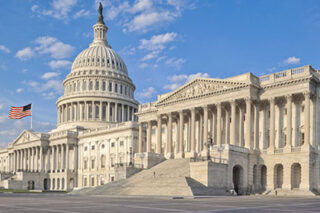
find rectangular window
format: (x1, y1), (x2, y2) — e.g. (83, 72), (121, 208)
(91, 159), (95, 169)
(120, 141), (124, 146)
(115, 83), (118, 93)
(120, 85), (123, 94)
(95, 105), (99, 118)
(109, 82), (112, 92)
(91, 177), (95, 186)
(102, 105), (106, 120)
(111, 142), (115, 147)
(91, 145), (95, 150)
(88, 105), (92, 119)
(84, 160), (87, 169)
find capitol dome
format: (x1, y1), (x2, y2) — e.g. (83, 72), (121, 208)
(56, 8), (138, 129)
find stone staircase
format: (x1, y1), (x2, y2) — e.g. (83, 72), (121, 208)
(72, 159), (230, 196)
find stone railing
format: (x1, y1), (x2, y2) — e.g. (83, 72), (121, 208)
(78, 121), (135, 136)
(138, 102), (157, 112)
(50, 131), (78, 139)
(259, 65), (315, 85)
(274, 148), (283, 153)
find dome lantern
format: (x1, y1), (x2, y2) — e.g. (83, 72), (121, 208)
(90, 2), (110, 48)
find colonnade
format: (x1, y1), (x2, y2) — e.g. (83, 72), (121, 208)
(57, 101), (137, 124)
(138, 92), (315, 158)
(8, 146), (43, 172)
(7, 144), (79, 173)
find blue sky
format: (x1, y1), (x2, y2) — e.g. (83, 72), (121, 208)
(0, 0), (320, 146)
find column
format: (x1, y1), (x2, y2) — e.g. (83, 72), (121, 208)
(147, 121), (152, 152)
(131, 107), (135, 121)
(230, 100), (236, 145)
(66, 144), (69, 170)
(47, 147), (51, 172)
(35, 147), (39, 171)
(304, 92), (310, 147)
(92, 101), (96, 120)
(254, 102), (259, 150)
(62, 144), (65, 171)
(225, 107), (230, 144)
(99, 101), (103, 121)
(167, 113), (173, 157)
(52, 146), (56, 172)
(39, 147), (43, 172)
(217, 103), (222, 146)
(74, 145), (78, 172)
(106, 102), (110, 122)
(285, 95), (292, 149)
(122, 104), (125, 122)
(239, 106), (244, 146)
(86, 102), (89, 121)
(179, 111), (184, 157)
(203, 106), (208, 155)
(138, 122), (143, 153)
(269, 97), (275, 151)
(115, 103), (118, 122)
(245, 98), (252, 149)
(156, 115), (162, 154)
(190, 108), (196, 155)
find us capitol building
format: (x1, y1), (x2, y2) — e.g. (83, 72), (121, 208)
(1, 7), (320, 196)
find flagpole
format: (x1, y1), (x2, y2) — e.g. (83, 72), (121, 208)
(30, 103), (33, 130)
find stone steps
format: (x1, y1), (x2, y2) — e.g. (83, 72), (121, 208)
(72, 159), (230, 196)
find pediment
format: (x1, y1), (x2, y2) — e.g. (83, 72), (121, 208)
(12, 130), (41, 146)
(157, 78), (247, 105)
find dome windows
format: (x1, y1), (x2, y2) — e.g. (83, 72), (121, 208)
(89, 81), (93, 90)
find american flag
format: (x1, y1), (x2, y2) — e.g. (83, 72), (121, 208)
(9, 104), (32, 119)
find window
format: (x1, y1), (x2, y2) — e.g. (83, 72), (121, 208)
(91, 145), (95, 150)
(111, 142), (115, 147)
(84, 146), (88, 151)
(102, 81), (106, 91)
(95, 81), (99, 90)
(101, 155), (106, 168)
(102, 105), (106, 120)
(82, 81), (86, 91)
(115, 83), (118, 93)
(91, 177), (95, 186)
(89, 105), (92, 119)
(120, 141), (124, 146)
(96, 105), (99, 118)
(110, 158), (114, 167)
(84, 160), (88, 169)
(101, 144), (105, 149)
(109, 82), (112, 92)
(84, 178), (87, 187)
(125, 86), (127, 95)
(91, 159), (95, 169)
(120, 85), (123, 94)
(89, 81), (93, 90)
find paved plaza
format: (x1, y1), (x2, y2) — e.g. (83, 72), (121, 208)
(0, 193), (319, 212)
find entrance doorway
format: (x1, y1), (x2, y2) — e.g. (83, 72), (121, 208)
(233, 165), (243, 195)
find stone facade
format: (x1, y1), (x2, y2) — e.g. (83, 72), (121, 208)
(0, 11), (139, 191)
(136, 65), (320, 195)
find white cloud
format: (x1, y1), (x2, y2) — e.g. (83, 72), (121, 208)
(32, 0), (78, 21)
(141, 51), (159, 61)
(163, 72), (209, 90)
(165, 57), (186, 69)
(16, 36), (74, 61)
(16, 88), (23, 93)
(0, 45), (10, 53)
(0, 114), (7, 123)
(125, 11), (176, 33)
(139, 32), (177, 51)
(139, 63), (148, 68)
(15, 47), (34, 61)
(34, 36), (74, 59)
(105, 1), (194, 33)
(0, 103), (4, 110)
(282, 56), (301, 65)
(73, 9), (90, 19)
(0, 129), (18, 136)
(138, 87), (157, 99)
(26, 79), (63, 99)
(41, 72), (60, 79)
(49, 60), (72, 69)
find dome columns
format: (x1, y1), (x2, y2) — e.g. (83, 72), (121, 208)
(57, 101), (137, 126)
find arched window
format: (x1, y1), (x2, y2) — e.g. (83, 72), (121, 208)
(101, 155), (106, 168)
